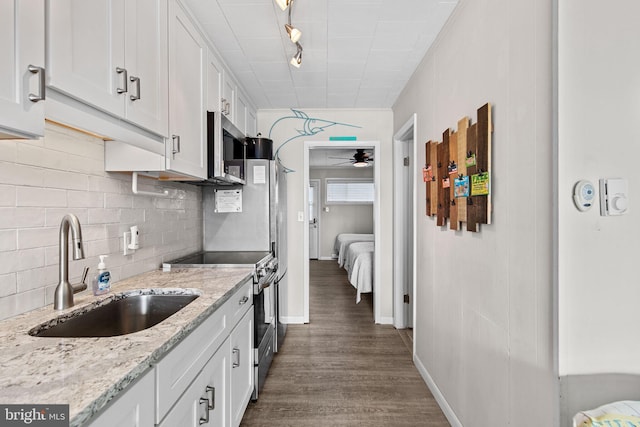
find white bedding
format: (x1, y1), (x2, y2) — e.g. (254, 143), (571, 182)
(334, 233), (374, 267)
(343, 241), (374, 303)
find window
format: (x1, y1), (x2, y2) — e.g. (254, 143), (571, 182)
(325, 178), (374, 204)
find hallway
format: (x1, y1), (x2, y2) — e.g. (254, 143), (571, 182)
(240, 260), (450, 426)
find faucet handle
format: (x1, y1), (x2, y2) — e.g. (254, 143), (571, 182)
(81, 266), (89, 285)
(73, 266), (89, 293)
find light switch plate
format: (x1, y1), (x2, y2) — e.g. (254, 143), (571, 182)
(599, 178), (629, 216)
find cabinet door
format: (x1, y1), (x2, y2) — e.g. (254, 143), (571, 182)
(235, 92), (248, 136)
(124, 0), (168, 137)
(221, 74), (235, 123)
(230, 307), (254, 427)
(0, 0), (45, 139)
(167, 0), (207, 179)
(87, 369), (155, 427)
(246, 108), (257, 138)
(47, 0), (126, 117)
(207, 50), (222, 113)
(160, 340), (230, 427)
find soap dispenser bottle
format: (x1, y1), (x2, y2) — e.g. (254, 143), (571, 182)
(92, 255), (111, 296)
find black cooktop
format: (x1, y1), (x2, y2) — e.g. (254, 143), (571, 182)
(164, 251), (272, 268)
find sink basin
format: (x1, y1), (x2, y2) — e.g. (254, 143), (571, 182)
(30, 293), (199, 338)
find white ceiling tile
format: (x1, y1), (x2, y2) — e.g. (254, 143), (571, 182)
(182, 0), (458, 109)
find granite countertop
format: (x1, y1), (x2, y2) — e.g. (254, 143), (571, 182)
(0, 267), (253, 426)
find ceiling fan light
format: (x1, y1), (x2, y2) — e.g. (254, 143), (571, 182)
(275, 0), (289, 11)
(353, 161), (369, 167)
(285, 24), (302, 43)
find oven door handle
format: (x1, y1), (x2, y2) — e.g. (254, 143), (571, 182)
(256, 271), (278, 293)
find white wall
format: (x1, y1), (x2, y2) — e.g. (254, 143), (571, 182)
(257, 109), (393, 323)
(558, 0), (640, 375)
(0, 123), (202, 320)
(310, 167), (374, 259)
(393, 0), (556, 425)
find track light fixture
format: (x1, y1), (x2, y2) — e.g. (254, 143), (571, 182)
(275, 0), (290, 11)
(277, 0), (304, 68)
(285, 24), (302, 43)
(290, 43), (303, 68)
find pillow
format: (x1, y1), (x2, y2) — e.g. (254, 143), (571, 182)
(574, 401), (640, 427)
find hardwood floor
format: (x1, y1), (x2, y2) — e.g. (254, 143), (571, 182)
(240, 260), (450, 427)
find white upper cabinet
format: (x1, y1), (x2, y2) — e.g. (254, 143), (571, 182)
(47, 0), (168, 137)
(166, 0), (206, 179)
(236, 92), (248, 136)
(206, 49), (222, 113)
(0, 0), (45, 139)
(246, 108), (257, 138)
(222, 74), (236, 123)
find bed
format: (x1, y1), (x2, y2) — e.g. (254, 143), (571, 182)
(574, 401), (640, 426)
(334, 233), (374, 267)
(336, 237), (374, 304)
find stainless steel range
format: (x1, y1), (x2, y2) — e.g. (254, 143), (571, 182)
(163, 250), (278, 400)
(163, 156), (288, 401)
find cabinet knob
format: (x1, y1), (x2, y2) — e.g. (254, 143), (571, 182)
(239, 295), (249, 305)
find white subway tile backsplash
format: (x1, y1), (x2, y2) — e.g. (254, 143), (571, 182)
(17, 227), (58, 250)
(0, 251), (19, 275)
(0, 273), (17, 298)
(16, 265), (57, 293)
(0, 185), (16, 207)
(0, 230), (17, 252)
(0, 141), (17, 162)
(42, 169), (90, 191)
(0, 162), (45, 187)
(0, 207), (46, 229)
(17, 187), (67, 207)
(17, 247), (46, 272)
(0, 288), (45, 321)
(67, 190), (104, 208)
(0, 122), (202, 318)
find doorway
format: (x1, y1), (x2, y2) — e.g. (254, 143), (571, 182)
(308, 179), (320, 260)
(393, 114), (417, 331)
(303, 140), (382, 324)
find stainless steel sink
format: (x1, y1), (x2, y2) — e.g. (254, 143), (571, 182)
(30, 293), (199, 338)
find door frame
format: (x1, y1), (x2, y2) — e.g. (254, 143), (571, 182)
(393, 114), (417, 331)
(303, 140), (381, 324)
(308, 179), (321, 259)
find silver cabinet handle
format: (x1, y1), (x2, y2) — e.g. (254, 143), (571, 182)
(129, 76), (140, 101)
(199, 397), (210, 424)
(27, 65), (45, 102)
(225, 101), (231, 115)
(171, 135), (181, 158)
(116, 67), (128, 94)
(239, 295), (249, 305)
(232, 348), (240, 368)
(220, 98), (227, 115)
(205, 385), (215, 410)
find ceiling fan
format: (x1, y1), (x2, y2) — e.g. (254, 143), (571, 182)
(329, 149), (374, 167)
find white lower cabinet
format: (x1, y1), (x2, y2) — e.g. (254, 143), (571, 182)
(159, 339), (230, 427)
(230, 308), (254, 427)
(86, 368), (155, 427)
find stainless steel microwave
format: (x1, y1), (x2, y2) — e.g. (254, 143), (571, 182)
(207, 111), (246, 185)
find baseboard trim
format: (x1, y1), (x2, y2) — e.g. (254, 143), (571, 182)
(280, 316), (306, 324)
(414, 355), (463, 427)
(377, 316), (394, 325)
(318, 256), (334, 261)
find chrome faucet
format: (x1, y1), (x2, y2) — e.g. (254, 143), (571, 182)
(54, 214), (86, 310)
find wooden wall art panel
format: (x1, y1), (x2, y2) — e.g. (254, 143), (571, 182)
(423, 103), (492, 233)
(449, 130), (459, 230)
(437, 130), (450, 226)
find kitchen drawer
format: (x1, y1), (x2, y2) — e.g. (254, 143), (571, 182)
(155, 300), (228, 423)
(229, 279), (253, 328)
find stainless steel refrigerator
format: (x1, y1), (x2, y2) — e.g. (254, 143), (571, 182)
(202, 159), (287, 350)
